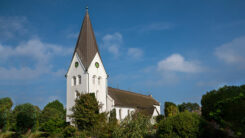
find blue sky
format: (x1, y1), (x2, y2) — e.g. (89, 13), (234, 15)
(1, 0), (245, 110)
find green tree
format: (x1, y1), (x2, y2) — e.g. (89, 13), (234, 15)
(40, 100), (66, 135)
(164, 102), (178, 117)
(201, 85), (245, 137)
(13, 103), (39, 134)
(157, 111), (202, 138)
(69, 92), (107, 137)
(0, 97), (13, 131)
(178, 102), (200, 112)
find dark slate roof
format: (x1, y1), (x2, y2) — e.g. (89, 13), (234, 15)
(74, 10), (100, 70)
(108, 87), (160, 115)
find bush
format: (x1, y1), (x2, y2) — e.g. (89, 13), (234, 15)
(112, 112), (153, 138)
(13, 103), (39, 134)
(62, 125), (77, 137)
(157, 111), (202, 138)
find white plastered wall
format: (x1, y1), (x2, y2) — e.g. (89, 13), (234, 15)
(114, 106), (135, 121)
(66, 52), (88, 122)
(87, 52), (108, 112)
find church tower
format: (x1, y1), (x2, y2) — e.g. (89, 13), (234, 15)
(66, 8), (108, 122)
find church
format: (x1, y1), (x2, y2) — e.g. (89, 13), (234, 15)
(66, 9), (161, 123)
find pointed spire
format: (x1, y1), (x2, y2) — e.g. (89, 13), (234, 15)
(74, 7), (100, 70)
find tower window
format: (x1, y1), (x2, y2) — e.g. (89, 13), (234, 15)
(78, 75), (81, 84)
(93, 75), (96, 84)
(72, 76), (76, 86)
(98, 77), (101, 85)
(96, 90), (99, 99)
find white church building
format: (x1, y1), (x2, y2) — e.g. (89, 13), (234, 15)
(66, 9), (160, 123)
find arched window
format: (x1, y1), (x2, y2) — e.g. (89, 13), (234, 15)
(72, 76), (76, 86)
(93, 75), (96, 84)
(78, 75), (81, 84)
(119, 109), (122, 120)
(96, 90), (99, 99)
(98, 76), (101, 85)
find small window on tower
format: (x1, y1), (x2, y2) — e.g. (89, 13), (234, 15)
(98, 77), (101, 85)
(78, 75), (81, 84)
(96, 90), (99, 99)
(93, 75), (96, 84)
(73, 76), (76, 86)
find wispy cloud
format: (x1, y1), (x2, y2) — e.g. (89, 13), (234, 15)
(102, 32), (122, 57)
(0, 16), (29, 41)
(157, 54), (203, 73)
(67, 32), (78, 39)
(127, 22), (173, 33)
(0, 39), (72, 80)
(127, 48), (143, 59)
(215, 36), (245, 64)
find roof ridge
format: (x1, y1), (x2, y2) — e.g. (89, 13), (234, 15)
(108, 86), (158, 101)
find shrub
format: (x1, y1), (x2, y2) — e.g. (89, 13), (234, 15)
(112, 112), (153, 138)
(62, 125), (77, 137)
(157, 111), (202, 138)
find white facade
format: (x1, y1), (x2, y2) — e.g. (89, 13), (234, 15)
(66, 52), (108, 122)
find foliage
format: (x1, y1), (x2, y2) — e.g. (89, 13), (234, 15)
(13, 103), (39, 134)
(164, 102), (178, 117)
(40, 100), (66, 135)
(0, 97), (13, 110)
(62, 125), (77, 137)
(0, 97), (13, 131)
(70, 92), (100, 131)
(112, 112), (153, 138)
(43, 100), (65, 114)
(156, 115), (165, 124)
(201, 85), (245, 137)
(157, 111), (202, 138)
(178, 102), (200, 112)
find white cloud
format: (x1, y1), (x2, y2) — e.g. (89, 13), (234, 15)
(215, 36), (245, 64)
(157, 54), (202, 73)
(0, 39), (72, 80)
(127, 48), (143, 59)
(102, 32), (122, 57)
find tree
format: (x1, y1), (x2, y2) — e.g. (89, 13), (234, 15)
(178, 102), (200, 112)
(157, 111), (202, 138)
(0, 97), (13, 131)
(40, 100), (66, 135)
(201, 85), (245, 137)
(69, 92), (106, 134)
(13, 103), (39, 134)
(164, 102), (178, 117)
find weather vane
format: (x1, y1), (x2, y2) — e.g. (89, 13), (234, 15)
(86, 6), (88, 12)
